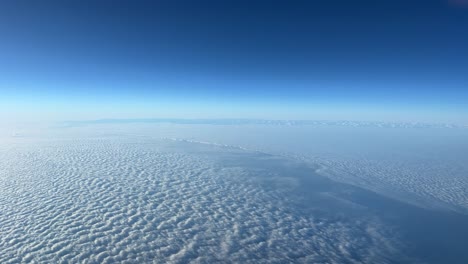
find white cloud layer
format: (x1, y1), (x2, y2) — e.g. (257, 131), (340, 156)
(0, 137), (407, 263)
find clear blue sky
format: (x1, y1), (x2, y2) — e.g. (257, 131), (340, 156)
(1, 0), (467, 123)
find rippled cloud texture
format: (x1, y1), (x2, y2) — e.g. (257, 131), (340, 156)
(1, 123), (467, 263)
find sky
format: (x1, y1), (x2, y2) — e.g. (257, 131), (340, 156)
(0, 0), (467, 124)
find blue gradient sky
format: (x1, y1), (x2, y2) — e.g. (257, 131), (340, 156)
(1, 0), (467, 124)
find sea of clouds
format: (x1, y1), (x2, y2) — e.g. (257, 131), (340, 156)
(1, 122), (467, 263)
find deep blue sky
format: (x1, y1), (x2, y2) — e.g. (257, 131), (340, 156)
(1, 0), (467, 123)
